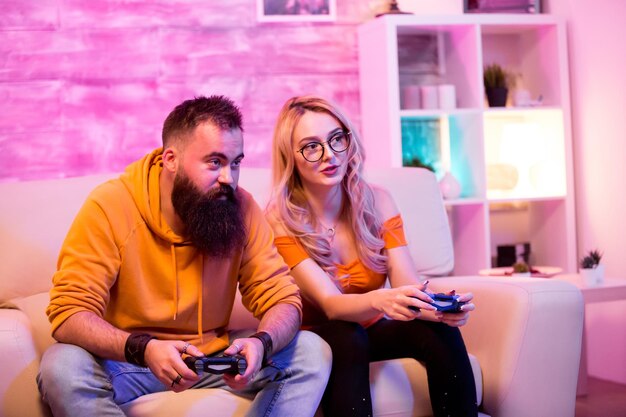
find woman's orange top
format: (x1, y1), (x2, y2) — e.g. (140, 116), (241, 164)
(274, 215), (407, 327)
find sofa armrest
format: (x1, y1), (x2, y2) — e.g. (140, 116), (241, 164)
(0, 308), (50, 417)
(430, 276), (583, 417)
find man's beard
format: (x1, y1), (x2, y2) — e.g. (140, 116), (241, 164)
(171, 171), (246, 258)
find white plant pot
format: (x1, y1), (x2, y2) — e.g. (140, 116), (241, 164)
(579, 264), (605, 286)
(512, 272), (531, 277)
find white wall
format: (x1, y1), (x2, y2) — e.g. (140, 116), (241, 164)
(545, 0), (626, 384)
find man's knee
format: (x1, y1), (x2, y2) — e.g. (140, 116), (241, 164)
(39, 343), (97, 384)
(38, 342), (105, 408)
(288, 330), (332, 376)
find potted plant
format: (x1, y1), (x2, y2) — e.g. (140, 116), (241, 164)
(579, 249), (605, 285)
(483, 63), (509, 107)
(511, 261), (531, 277)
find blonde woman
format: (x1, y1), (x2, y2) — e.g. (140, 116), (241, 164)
(266, 96), (478, 417)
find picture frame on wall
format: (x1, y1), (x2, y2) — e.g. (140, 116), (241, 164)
(257, 0), (336, 22)
(464, 0), (540, 13)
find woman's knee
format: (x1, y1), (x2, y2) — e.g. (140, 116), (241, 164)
(316, 320), (369, 350)
(315, 321), (370, 367)
(434, 324), (469, 354)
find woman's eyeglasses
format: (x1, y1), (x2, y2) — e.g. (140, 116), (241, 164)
(297, 131), (351, 163)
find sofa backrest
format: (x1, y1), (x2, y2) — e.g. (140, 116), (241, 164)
(364, 168), (454, 277)
(228, 167), (454, 277)
(0, 173), (118, 301)
(0, 167), (453, 304)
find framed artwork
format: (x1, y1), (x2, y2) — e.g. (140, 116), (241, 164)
(464, 0), (540, 13)
(257, 0), (336, 22)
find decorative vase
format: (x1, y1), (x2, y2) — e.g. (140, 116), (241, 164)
(439, 171), (461, 200)
(486, 87), (508, 107)
(579, 264), (605, 286)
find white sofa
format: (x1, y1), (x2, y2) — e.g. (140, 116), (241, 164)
(0, 167), (584, 417)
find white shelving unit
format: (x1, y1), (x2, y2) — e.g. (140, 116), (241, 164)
(358, 14), (577, 275)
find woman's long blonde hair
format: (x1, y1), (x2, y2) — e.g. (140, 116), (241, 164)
(269, 96), (387, 277)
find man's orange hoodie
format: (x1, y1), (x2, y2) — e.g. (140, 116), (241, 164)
(47, 149), (302, 354)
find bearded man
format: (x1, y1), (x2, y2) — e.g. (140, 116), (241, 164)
(37, 96), (331, 417)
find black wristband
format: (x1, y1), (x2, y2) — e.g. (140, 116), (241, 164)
(250, 331), (273, 365)
(124, 333), (156, 367)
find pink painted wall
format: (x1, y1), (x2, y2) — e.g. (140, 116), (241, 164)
(0, 0), (372, 181)
(545, 0), (626, 384)
(4, 0), (626, 384)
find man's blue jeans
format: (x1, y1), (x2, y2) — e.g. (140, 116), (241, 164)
(37, 330), (331, 417)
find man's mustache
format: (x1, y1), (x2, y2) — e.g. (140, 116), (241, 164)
(206, 184), (236, 200)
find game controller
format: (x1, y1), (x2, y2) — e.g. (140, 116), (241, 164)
(184, 354), (247, 375)
(409, 292), (466, 313)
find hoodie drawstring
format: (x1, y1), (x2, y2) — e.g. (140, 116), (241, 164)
(171, 244), (204, 343)
(171, 245), (179, 320)
(198, 256), (204, 344)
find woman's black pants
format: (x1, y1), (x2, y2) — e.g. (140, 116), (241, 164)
(310, 319), (478, 417)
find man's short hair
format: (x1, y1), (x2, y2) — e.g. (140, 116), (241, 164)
(162, 95), (243, 147)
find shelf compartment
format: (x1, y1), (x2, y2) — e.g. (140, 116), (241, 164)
(358, 14), (576, 273)
(401, 113), (485, 199)
(481, 22), (563, 107)
(397, 24), (482, 110)
(489, 198), (572, 270)
(484, 108), (566, 200)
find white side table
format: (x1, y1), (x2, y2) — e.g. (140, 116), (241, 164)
(554, 274), (626, 396)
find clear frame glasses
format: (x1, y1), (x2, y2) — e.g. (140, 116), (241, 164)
(297, 131), (351, 163)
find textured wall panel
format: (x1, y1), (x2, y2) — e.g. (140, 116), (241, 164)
(159, 25), (357, 79)
(0, 0), (59, 30)
(0, 130), (100, 181)
(0, 28), (160, 81)
(0, 81), (62, 133)
(58, 0), (255, 29)
(0, 0), (366, 181)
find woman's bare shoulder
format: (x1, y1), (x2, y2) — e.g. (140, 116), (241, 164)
(369, 184), (400, 220)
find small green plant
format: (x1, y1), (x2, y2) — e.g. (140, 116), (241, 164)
(483, 63), (508, 89)
(404, 157), (435, 172)
(512, 261), (530, 273)
(579, 249), (603, 269)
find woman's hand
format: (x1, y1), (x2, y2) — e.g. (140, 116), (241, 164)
(371, 284), (437, 321)
(435, 292), (475, 327)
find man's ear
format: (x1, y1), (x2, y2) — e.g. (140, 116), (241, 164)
(162, 147), (178, 173)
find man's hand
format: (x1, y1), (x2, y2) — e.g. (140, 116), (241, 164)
(144, 339), (203, 392)
(222, 338), (264, 390)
